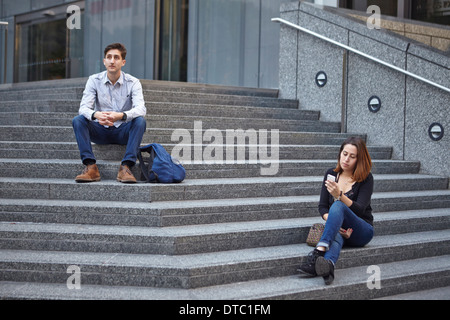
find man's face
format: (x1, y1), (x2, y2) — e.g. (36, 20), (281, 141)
(103, 49), (126, 73)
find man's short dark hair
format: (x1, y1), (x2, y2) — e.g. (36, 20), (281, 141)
(104, 43), (127, 60)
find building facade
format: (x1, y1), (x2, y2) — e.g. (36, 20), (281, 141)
(0, 0), (449, 87)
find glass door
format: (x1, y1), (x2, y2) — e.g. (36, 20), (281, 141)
(154, 0), (189, 82)
(14, 2), (84, 83)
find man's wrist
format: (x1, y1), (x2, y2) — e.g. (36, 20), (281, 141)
(121, 112), (127, 121)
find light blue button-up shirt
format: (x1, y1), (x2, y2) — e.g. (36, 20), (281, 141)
(79, 71), (147, 128)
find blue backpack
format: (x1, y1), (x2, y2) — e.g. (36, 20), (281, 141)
(137, 143), (186, 183)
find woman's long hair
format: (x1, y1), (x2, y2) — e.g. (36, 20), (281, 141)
(334, 137), (372, 183)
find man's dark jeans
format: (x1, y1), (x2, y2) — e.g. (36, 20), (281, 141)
(72, 115), (147, 165)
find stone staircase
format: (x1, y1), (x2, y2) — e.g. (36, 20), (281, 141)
(0, 79), (449, 300)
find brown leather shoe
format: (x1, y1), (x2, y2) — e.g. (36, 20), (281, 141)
(117, 165), (137, 183)
(75, 164), (101, 183)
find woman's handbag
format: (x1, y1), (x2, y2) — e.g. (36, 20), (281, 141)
(306, 223), (325, 247)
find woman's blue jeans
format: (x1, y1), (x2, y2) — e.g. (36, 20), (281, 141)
(317, 201), (374, 265)
(72, 115), (147, 165)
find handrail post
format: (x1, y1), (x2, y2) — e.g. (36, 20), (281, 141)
(0, 21), (8, 84)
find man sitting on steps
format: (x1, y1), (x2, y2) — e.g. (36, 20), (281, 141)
(72, 43), (147, 183)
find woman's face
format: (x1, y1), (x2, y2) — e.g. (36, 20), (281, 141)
(340, 144), (358, 173)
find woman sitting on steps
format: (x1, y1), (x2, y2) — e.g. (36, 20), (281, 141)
(298, 136), (374, 285)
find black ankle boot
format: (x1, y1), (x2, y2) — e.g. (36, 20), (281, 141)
(297, 249), (325, 276)
(315, 256), (335, 285)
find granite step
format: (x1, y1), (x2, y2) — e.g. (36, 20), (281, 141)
(1, 190), (449, 228)
(0, 113), (340, 132)
(0, 88), (296, 105)
(376, 285), (450, 300)
(0, 108), (314, 121)
(0, 78), (280, 98)
(1, 255), (448, 300)
(0, 230), (448, 289)
(0, 126), (350, 143)
(145, 102), (306, 118)
(0, 158), (419, 180)
(0, 97), (302, 119)
(148, 115), (340, 132)
(143, 92), (297, 108)
(0, 91), (296, 112)
(140, 79), (281, 98)
(0, 78), (88, 92)
(0, 126), (363, 144)
(0, 142), (393, 161)
(0, 208), (448, 256)
(1, 79), (448, 300)
(0, 174), (447, 202)
(0, 88), (83, 102)
(0, 255), (448, 300)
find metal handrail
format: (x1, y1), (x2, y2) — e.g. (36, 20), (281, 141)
(1, 21), (8, 84)
(272, 17), (450, 94)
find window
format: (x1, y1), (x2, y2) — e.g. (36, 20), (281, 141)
(154, 0), (189, 81)
(14, 2), (84, 83)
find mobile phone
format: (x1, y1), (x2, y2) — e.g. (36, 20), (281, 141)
(327, 174), (336, 182)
